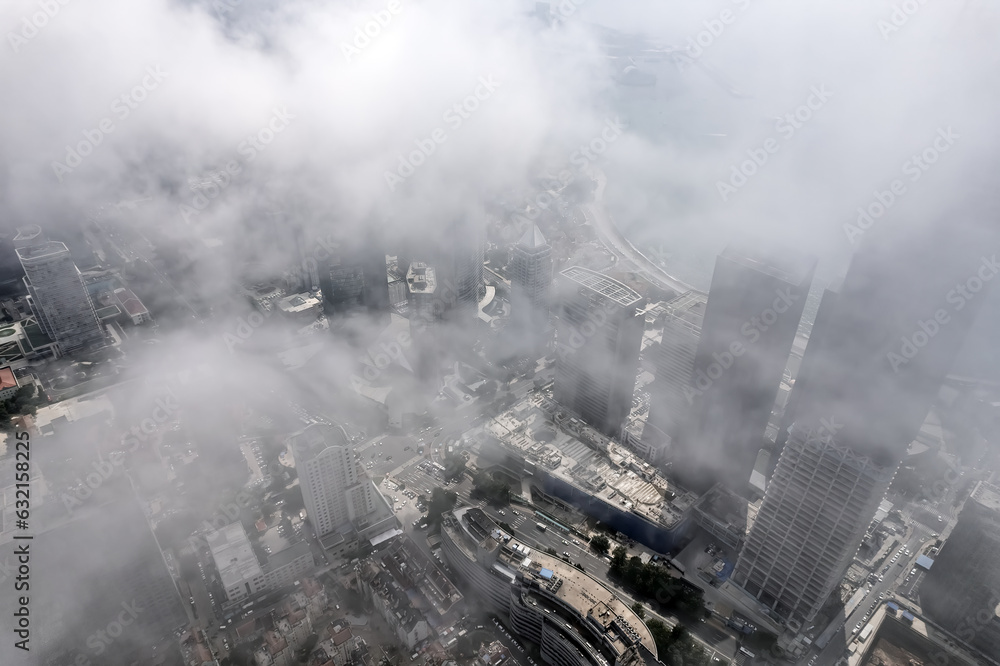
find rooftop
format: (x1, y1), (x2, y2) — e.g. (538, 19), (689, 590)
(207, 522), (263, 590)
(560, 266), (643, 307)
(407, 262), (437, 294)
(486, 394), (686, 529)
(970, 480), (1000, 512)
(113, 287), (149, 317)
(15, 241), (70, 262)
(720, 245), (816, 286)
(517, 224), (548, 250)
(0, 366), (17, 392)
(288, 423), (349, 463)
(448, 507), (656, 658)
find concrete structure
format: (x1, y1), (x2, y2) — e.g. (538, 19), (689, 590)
(13, 225), (45, 249)
(289, 424), (397, 556)
(483, 393), (692, 553)
(554, 267), (645, 438)
(407, 262), (439, 326)
(207, 522), (314, 605)
(733, 423), (897, 628)
(440, 507), (659, 666)
(276, 292), (322, 323)
(918, 481), (1000, 658)
(0, 366), (18, 401)
(677, 248), (815, 494)
(113, 287), (152, 325)
(17, 241), (105, 356)
(641, 291), (707, 462)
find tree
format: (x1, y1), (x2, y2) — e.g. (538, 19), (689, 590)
(631, 602), (646, 620)
(590, 534), (611, 556)
(610, 545), (628, 573)
(426, 487), (458, 526)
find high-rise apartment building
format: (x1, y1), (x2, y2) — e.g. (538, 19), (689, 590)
(16, 241), (105, 356)
(677, 248), (815, 493)
(554, 266), (645, 438)
(317, 240), (390, 325)
(290, 424), (395, 555)
(733, 422), (897, 626)
(919, 481), (1000, 657)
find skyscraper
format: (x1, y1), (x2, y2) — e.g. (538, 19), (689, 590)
(317, 239), (390, 325)
(918, 481), (1000, 657)
(554, 266), (645, 437)
(735, 218), (995, 629)
(677, 248), (815, 493)
(509, 224), (553, 310)
(643, 290), (707, 460)
(16, 241), (105, 356)
(508, 223), (553, 356)
(733, 422), (897, 626)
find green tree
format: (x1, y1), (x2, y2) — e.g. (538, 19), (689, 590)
(426, 487), (458, 526)
(631, 602), (646, 620)
(590, 534), (611, 556)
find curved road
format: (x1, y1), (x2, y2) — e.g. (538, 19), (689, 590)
(581, 167), (695, 296)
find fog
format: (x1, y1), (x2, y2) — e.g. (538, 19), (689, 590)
(1, 0), (999, 663)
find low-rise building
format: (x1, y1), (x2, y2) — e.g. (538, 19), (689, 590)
(208, 522), (314, 605)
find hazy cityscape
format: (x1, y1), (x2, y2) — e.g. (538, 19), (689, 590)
(2, 1), (1000, 666)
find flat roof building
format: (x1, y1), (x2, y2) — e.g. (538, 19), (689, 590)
(554, 267), (645, 438)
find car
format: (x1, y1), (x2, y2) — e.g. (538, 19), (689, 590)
(911, 568), (917, 575)
(879, 593), (885, 599)
(562, 540), (568, 545)
(498, 510), (505, 516)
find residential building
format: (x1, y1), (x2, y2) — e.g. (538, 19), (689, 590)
(0, 366), (18, 401)
(554, 266), (645, 438)
(289, 424), (397, 556)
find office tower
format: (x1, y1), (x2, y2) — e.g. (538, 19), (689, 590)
(554, 266), (645, 438)
(509, 224), (553, 310)
(643, 290), (707, 459)
(317, 240), (390, 325)
(16, 241), (105, 356)
(508, 223), (553, 355)
(918, 481), (1000, 657)
(290, 424), (393, 553)
(735, 217), (995, 629)
(677, 248), (815, 494)
(435, 217), (486, 317)
(733, 422), (897, 626)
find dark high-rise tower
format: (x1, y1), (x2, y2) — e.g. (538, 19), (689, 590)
(554, 266), (645, 437)
(676, 248), (815, 493)
(317, 239), (389, 326)
(735, 216), (996, 629)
